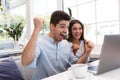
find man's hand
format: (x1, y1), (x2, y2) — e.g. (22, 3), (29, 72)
(33, 17), (45, 32)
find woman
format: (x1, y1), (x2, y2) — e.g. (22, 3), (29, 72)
(67, 19), (94, 63)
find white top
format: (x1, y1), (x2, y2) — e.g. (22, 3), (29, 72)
(69, 40), (89, 62)
(75, 40), (85, 58)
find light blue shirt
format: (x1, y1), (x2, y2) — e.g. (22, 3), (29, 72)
(29, 34), (78, 80)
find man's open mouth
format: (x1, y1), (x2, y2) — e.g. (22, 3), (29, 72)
(60, 33), (66, 38)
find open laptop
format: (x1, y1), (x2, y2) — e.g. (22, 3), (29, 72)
(88, 35), (120, 75)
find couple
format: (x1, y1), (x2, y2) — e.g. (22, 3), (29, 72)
(22, 10), (94, 80)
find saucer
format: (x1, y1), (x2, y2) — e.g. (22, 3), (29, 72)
(69, 73), (94, 80)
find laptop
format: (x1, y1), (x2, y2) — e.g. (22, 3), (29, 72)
(88, 35), (120, 75)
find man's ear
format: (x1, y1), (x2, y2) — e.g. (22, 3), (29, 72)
(50, 23), (55, 31)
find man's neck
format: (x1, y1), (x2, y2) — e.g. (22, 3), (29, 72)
(48, 32), (58, 44)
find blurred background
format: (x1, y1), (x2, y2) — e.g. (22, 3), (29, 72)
(0, 0), (120, 49)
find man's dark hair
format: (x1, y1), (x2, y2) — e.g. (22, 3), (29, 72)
(50, 10), (71, 26)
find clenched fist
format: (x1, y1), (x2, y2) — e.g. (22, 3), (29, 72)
(33, 17), (45, 32)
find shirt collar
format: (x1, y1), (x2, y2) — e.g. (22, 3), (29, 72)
(46, 34), (63, 45)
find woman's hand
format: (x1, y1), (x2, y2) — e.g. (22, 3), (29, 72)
(85, 40), (94, 54)
(72, 44), (80, 55)
(72, 44), (80, 50)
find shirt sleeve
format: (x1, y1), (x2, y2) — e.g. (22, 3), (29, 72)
(69, 51), (78, 64)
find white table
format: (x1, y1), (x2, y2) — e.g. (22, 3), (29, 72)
(0, 48), (23, 55)
(42, 60), (120, 80)
(42, 68), (120, 80)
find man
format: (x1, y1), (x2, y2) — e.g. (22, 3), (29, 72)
(22, 10), (85, 80)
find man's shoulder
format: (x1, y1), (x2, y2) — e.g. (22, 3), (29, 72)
(62, 39), (69, 43)
(36, 35), (48, 45)
(37, 34), (48, 40)
(61, 40), (72, 46)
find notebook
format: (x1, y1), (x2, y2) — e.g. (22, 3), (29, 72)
(88, 35), (120, 75)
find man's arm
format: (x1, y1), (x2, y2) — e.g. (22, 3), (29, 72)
(22, 17), (44, 66)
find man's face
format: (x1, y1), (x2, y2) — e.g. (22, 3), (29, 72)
(51, 20), (69, 43)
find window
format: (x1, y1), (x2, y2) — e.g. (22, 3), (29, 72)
(32, 0), (57, 35)
(63, 0), (120, 45)
(0, 0), (26, 49)
(0, 0), (26, 41)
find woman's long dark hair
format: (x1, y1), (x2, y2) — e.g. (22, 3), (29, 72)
(67, 19), (85, 42)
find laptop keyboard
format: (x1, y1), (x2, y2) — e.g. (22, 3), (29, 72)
(88, 65), (98, 71)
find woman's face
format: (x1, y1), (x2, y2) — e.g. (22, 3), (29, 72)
(71, 23), (83, 40)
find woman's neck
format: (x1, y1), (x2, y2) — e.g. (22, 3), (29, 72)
(72, 39), (80, 44)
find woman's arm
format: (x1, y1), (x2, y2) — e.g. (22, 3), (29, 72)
(76, 40), (94, 63)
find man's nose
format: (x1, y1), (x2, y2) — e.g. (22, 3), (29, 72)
(63, 27), (68, 33)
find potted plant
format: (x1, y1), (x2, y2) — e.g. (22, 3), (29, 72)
(3, 15), (25, 41)
(4, 22), (24, 41)
(68, 8), (74, 20)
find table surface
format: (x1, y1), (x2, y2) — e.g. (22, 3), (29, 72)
(42, 68), (120, 80)
(0, 48), (23, 54)
(42, 60), (120, 80)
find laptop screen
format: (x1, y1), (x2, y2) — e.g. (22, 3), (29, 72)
(88, 35), (120, 75)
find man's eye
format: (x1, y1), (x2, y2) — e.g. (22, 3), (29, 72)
(61, 26), (65, 28)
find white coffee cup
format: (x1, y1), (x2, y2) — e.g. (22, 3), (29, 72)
(71, 64), (88, 79)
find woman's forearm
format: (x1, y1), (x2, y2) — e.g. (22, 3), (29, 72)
(76, 51), (90, 63)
